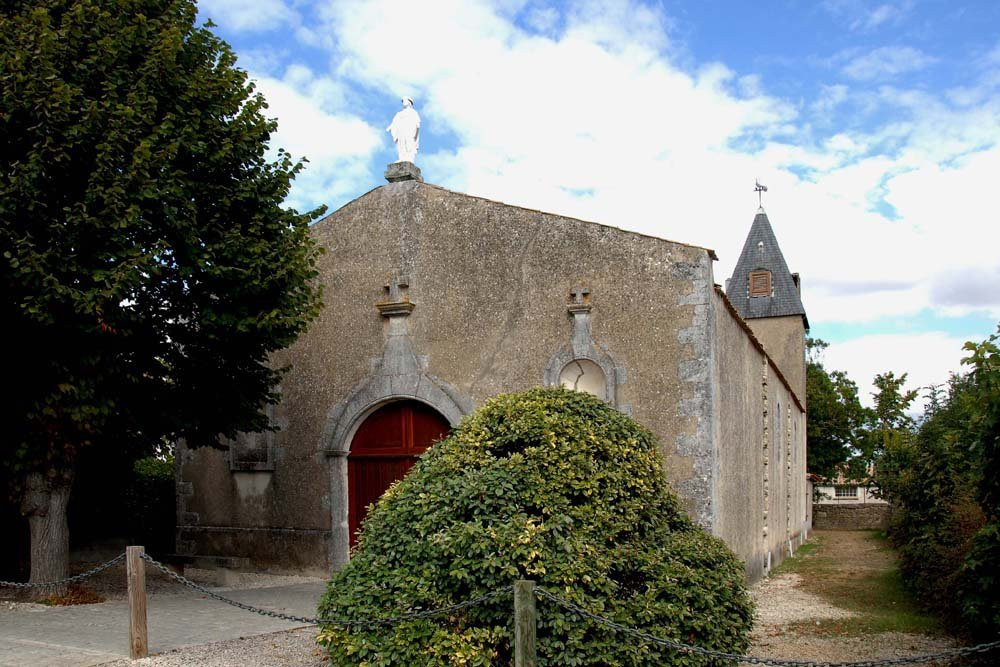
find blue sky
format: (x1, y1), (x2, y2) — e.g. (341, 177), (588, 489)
(199, 0), (1000, 408)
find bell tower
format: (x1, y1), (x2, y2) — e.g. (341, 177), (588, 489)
(725, 200), (808, 404)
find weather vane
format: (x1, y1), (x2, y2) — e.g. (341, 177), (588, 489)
(754, 179), (768, 208)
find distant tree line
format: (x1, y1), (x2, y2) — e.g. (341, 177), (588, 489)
(806, 329), (1000, 638)
(806, 337), (916, 481)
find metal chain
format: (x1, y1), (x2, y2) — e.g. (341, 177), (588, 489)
(140, 553), (512, 628)
(537, 587), (1000, 667)
(0, 553), (126, 590)
(8, 550), (997, 667)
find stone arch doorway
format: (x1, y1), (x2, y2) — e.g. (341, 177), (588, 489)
(347, 400), (450, 546)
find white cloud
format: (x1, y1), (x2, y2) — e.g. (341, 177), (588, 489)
(282, 0), (1000, 328)
(863, 4), (902, 29)
(822, 1), (914, 32)
(988, 41), (1000, 65)
(163, 0), (1000, 418)
(811, 84), (850, 119)
(235, 47), (289, 77)
(314, 0), (794, 229)
(521, 5), (560, 35)
(215, 0), (1000, 362)
(931, 267), (1000, 311)
(841, 46), (936, 81)
(199, 0), (297, 32)
(822, 333), (971, 408)
(252, 67), (381, 212)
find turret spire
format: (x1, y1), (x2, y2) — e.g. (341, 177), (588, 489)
(725, 205), (808, 330)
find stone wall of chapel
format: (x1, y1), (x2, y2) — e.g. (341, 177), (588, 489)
(712, 289), (766, 580)
(177, 180), (719, 572)
(746, 315), (806, 406)
(713, 289), (808, 583)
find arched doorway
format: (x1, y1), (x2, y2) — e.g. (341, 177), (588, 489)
(347, 400), (450, 546)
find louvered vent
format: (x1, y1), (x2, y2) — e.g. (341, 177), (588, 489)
(749, 270), (771, 297)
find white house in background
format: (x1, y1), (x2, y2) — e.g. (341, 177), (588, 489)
(813, 465), (886, 505)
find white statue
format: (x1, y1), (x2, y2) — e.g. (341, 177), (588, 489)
(387, 97), (421, 163)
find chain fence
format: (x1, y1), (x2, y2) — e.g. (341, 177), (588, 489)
(0, 553), (125, 590)
(140, 552), (512, 628)
(537, 587), (1000, 667)
(4, 549), (1000, 667)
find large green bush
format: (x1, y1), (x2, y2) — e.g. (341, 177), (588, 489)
(877, 327), (1000, 640)
(317, 387), (752, 666)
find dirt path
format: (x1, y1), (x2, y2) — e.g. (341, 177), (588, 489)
(748, 529), (957, 664)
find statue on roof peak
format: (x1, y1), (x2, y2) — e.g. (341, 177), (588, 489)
(387, 97), (420, 163)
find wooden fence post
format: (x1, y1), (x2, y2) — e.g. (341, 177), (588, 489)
(514, 579), (537, 667)
(126, 546), (148, 660)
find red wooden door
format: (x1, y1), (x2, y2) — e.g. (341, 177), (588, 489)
(348, 401), (450, 546)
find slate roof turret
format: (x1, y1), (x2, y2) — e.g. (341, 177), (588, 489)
(726, 208), (809, 329)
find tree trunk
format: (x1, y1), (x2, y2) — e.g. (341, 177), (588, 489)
(21, 471), (74, 597)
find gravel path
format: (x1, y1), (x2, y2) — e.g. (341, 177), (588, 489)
(748, 571), (955, 664)
(747, 531), (957, 665)
(751, 572), (858, 627)
(96, 627), (326, 667)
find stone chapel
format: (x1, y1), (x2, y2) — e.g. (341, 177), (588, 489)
(176, 163), (810, 583)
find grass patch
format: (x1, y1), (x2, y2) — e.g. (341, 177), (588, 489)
(769, 535), (823, 576)
(768, 530), (943, 637)
(783, 613), (939, 638)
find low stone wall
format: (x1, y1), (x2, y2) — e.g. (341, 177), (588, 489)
(813, 503), (890, 531)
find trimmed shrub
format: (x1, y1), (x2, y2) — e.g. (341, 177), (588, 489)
(317, 387), (753, 666)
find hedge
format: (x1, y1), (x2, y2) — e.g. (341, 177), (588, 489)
(317, 387), (752, 666)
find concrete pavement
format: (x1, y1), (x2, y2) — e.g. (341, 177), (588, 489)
(0, 581), (326, 666)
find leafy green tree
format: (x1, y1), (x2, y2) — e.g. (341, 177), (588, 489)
(805, 338), (870, 478)
(961, 332), (1000, 519)
(871, 371), (919, 433)
(1, 0), (323, 586)
(874, 327), (1000, 639)
(318, 388), (753, 665)
(956, 330), (1000, 636)
(861, 371), (918, 482)
(877, 375), (980, 613)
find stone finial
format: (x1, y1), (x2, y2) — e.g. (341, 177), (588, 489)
(384, 161), (423, 183)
